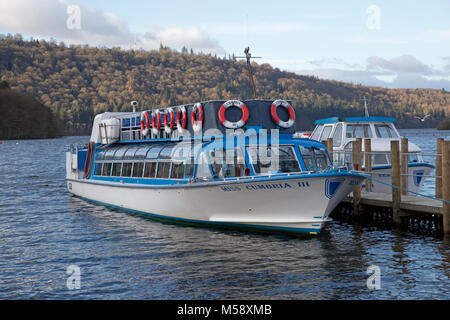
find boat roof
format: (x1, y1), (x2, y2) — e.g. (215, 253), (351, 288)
(314, 117), (396, 125)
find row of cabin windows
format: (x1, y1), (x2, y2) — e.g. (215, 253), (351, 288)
(95, 161), (195, 179)
(95, 145), (332, 179)
(312, 123), (399, 144)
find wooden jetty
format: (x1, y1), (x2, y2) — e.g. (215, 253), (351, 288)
(327, 137), (450, 234)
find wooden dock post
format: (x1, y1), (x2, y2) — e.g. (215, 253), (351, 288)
(436, 138), (443, 199)
(391, 140), (402, 225)
(353, 138), (362, 217)
(442, 140), (450, 234)
(364, 138), (372, 192)
(401, 138), (408, 195)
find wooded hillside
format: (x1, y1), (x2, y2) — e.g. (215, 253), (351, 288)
(1, 34), (449, 135)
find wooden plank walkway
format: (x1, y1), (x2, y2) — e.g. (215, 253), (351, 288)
(344, 191), (443, 216)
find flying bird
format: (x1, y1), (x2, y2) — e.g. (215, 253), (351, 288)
(414, 114), (431, 122)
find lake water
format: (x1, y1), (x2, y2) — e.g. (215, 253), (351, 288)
(0, 129), (449, 299)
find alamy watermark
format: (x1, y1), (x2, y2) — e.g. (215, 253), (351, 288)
(66, 265), (81, 290)
(366, 5), (381, 30)
(366, 265), (381, 290)
(66, 5), (81, 30)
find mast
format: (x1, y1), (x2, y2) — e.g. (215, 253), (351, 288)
(236, 47), (261, 99)
(363, 96), (370, 117)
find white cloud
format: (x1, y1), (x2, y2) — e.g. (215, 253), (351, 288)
(417, 29), (450, 42)
(0, 0), (224, 53)
(210, 23), (305, 34)
(367, 55), (433, 74)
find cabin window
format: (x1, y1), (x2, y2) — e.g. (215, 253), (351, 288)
(111, 163), (122, 176)
(310, 125), (324, 141)
(104, 148), (119, 160)
(135, 147), (149, 159)
(409, 153), (422, 163)
(247, 146), (300, 174)
(146, 145), (163, 159)
(299, 146), (331, 171)
(122, 162), (133, 177)
(319, 126), (332, 141)
(159, 146), (174, 159)
(374, 124), (397, 138)
(373, 153), (388, 165)
(156, 162), (171, 179)
(196, 152), (213, 179)
(209, 148), (246, 178)
(102, 163), (112, 176)
(132, 162), (144, 177)
(346, 124), (372, 138)
(97, 150), (107, 161)
(185, 162), (195, 178)
(113, 148), (127, 160)
(95, 163), (103, 176)
(332, 124), (343, 147)
(124, 148), (139, 160)
(144, 162), (157, 178)
(170, 161), (185, 179)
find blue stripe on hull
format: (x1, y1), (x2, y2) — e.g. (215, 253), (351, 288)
(75, 195), (321, 236)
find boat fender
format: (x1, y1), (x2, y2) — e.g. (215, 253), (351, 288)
(191, 103), (204, 132)
(164, 108), (175, 135)
(152, 110), (161, 135)
(270, 100), (295, 128)
(218, 100), (249, 129)
(140, 111), (150, 137)
(176, 106), (188, 133)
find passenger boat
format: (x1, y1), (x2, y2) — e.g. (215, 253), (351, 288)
(307, 116), (434, 194)
(66, 99), (365, 235)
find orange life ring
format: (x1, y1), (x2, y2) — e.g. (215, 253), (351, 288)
(218, 100), (249, 129)
(270, 100), (295, 128)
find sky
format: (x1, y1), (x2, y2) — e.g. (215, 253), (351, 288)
(1, 0), (450, 90)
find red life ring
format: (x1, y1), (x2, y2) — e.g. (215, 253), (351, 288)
(176, 106), (187, 133)
(140, 111), (150, 137)
(152, 110), (161, 135)
(218, 100), (249, 129)
(164, 108), (175, 134)
(191, 103), (204, 132)
(270, 100), (295, 128)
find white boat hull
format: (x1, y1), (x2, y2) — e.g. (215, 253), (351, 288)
(365, 164), (433, 194)
(66, 174), (364, 235)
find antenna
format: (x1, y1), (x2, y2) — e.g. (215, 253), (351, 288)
(235, 47), (261, 99)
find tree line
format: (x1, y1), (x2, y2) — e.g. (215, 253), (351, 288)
(0, 34), (449, 135)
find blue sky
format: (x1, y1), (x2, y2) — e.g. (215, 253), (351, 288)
(1, 0), (450, 89)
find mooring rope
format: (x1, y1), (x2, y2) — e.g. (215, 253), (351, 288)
(352, 171), (450, 205)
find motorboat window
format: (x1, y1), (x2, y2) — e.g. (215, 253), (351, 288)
(247, 146), (300, 174)
(346, 124), (372, 138)
(409, 153), (422, 163)
(102, 163), (112, 176)
(156, 162), (171, 178)
(170, 161), (185, 179)
(113, 148), (128, 160)
(375, 124), (395, 138)
(122, 162), (133, 177)
(320, 126), (332, 141)
(95, 163), (103, 175)
(111, 163), (122, 176)
(97, 150), (107, 160)
(146, 145), (163, 159)
(159, 146), (175, 159)
(299, 146), (331, 171)
(104, 148), (118, 160)
(132, 162), (144, 177)
(209, 148), (246, 178)
(144, 162), (157, 178)
(124, 147), (140, 159)
(332, 123), (343, 147)
(310, 124), (324, 141)
(135, 147), (149, 159)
